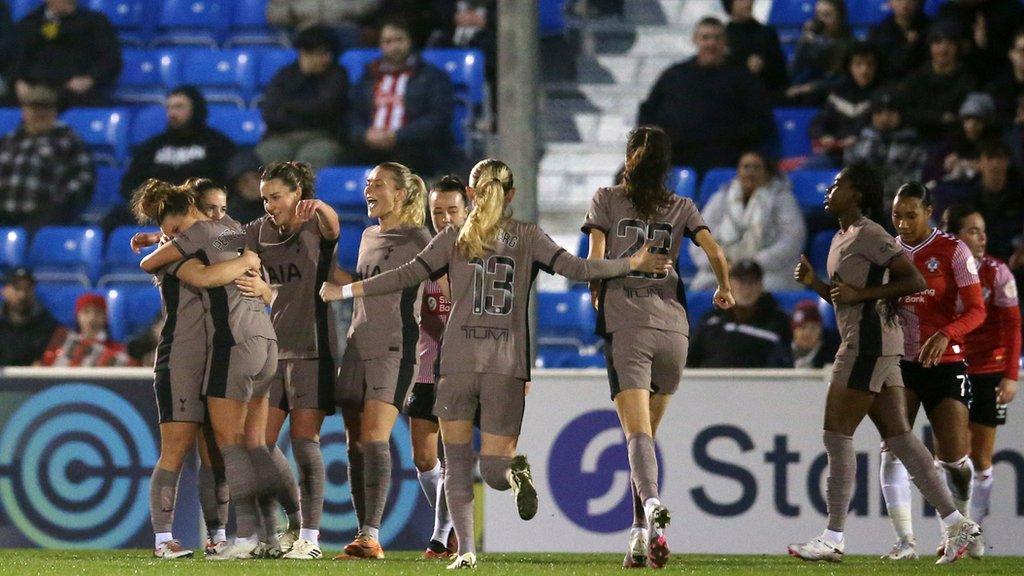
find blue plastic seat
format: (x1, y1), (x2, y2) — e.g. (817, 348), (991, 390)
(337, 222), (364, 271)
(809, 229), (837, 278)
(207, 106), (265, 146)
(105, 283), (162, 342)
(227, 0), (289, 47)
(115, 48), (179, 104)
(685, 289), (715, 328)
(924, 0), (946, 17)
(35, 282), (91, 327)
(677, 245), (697, 281)
(536, 289), (597, 346)
(130, 105), (167, 147)
(177, 48), (258, 108)
(99, 225), (159, 287)
(340, 49), (381, 86)
(790, 169), (839, 214)
(773, 290), (821, 314)
(848, 0), (891, 26)
(27, 226), (105, 285)
(669, 167), (697, 200)
(0, 227), (28, 274)
(10, 0), (42, 21)
(256, 48), (297, 88)
(60, 107), (131, 165)
(774, 107), (817, 158)
(316, 166), (372, 215)
(0, 108), (21, 137)
(86, 0), (151, 45)
(767, 0), (815, 26)
(421, 48), (486, 106)
(698, 168), (736, 206)
(539, 0), (569, 37)
(80, 166), (126, 224)
(535, 345), (605, 369)
(152, 0), (230, 47)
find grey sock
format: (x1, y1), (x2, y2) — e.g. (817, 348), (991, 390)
(479, 455), (513, 491)
(627, 433), (659, 503)
(267, 445), (300, 528)
(149, 467), (181, 533)
(885, 431), (957, 518)
(940, 457), (974, 504)
(257, 493), (281, 545)
(823, 430), (856, 533)
(293, 438), (325, 531)
(443, 442), (476, 555)
(362, 441), (391, 531)
(248, 446), (285, 535)
(347, 443), (366, 527)
(631, 483), (645, 529)
(222, 445), (260, 538)
(198, 465), (229, 533)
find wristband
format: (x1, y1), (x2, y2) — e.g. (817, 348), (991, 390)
(342, 284), (353, 300)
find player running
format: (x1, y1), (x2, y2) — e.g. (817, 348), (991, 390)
(878, 183), (986, 561)
(320, 158), (673, 569)
(789, 165), (980, 565)
(582, 126), (734, 569)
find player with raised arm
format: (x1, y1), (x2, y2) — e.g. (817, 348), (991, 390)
(583, 126), (734, 568)
(320, 158), (673, 569)
(787, 165), (979, 565)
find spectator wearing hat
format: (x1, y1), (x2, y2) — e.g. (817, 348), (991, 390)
(0, 268), (58, 366)
(967, 141), (1024, 259)
(808, 41), (882, 167)
(938, 0), (1024, 83)
(899, 21), (977, 143)
(687, 259), (793, 368)
(10, 0), (121, 107)
(867, 0), (930, 79)
(923, 92), (1001, 184)
(790, 299), (840, 369)
(689, 150), (805, 292)
(986, 27), (1024, 126)
(36, 292), (133, 367)
(0, 83), (93, 230)
(845, 90), (928, 213)
(257, 25), (349, 171)
(722, 0), (789, 99)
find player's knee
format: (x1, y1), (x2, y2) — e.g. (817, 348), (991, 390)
(413, 455), (437, 473)
(479, 457), (511, 491)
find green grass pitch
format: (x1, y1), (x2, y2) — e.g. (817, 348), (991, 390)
(0, 551), (1021, 575)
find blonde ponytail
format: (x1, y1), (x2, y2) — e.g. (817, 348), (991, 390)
(130, 178), (195, 224)
(378, 162), (426, 227)
(458, 158), (514, 260)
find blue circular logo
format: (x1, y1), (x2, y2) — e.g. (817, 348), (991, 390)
(0, 384), (157, 548)
(548, 410), (663, 533)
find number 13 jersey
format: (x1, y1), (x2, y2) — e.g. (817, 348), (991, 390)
(582, 185), (709, 337)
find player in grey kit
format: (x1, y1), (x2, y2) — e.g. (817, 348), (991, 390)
(331, 162), (431, 560)
(583, 127), (735, 569)
(321, 158), (673, 569)
(788, 164), (981, 564)
(244, 161), (340, 560)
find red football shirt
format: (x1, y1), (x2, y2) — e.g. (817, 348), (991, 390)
(964, 254), (1021, 379)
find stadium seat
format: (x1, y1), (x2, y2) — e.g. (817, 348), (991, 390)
(80, 166), (126, 224)
(698, 168), (736, 206)
(848, 0), (891, 26)
(129, 105), (167, 147)
(10, 0), (42, 21)
(114, 48), (179, 105)
(177, 49), (258, 108)
(337, 222), (364, 271)
(924, 0), (945, 17)
(340, 49), (381, 86)
(819, 297), (837, 331)
(105, 283), (162, 342)
(0, 227), (28, 274)
(98, 225), (159, 287)
(152, 0), (230, 47)
(256, 48), (297, 88)
(60, 107), (131, 165)
(227, 0), (289, 47)
(790, 169), (839, 214)
(535, 344), (605, 369)
(808, 229), (837, 278)
(86, 0), (151, 46)
(27, 226), (105, 285)
(685, 289), (715, 328)
(536, 289), (597, 347)
(668, 167), (697, 200)
(0, 107), (21, 137)
(422, 48), (486, 106)
(316, 166), (373, 215)
(207, 106), (265, 146)
(774, 107), (817, 158)
(767, 0), (815, 27)
(773, 290), (821, 314)
(35, 282), (91, 327)
(539, 0), (569, 37)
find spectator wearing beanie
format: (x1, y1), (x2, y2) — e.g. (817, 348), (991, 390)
(899, 20), (977, 143)
(791, 299), (839, 369)
(36, 292), (133, 367)
(923, 92), (1001, 184)
(0, 268), (58, 367)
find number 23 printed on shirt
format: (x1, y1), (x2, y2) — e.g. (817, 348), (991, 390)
(470, 255), (515, 315)
(617, 219), (672, 279)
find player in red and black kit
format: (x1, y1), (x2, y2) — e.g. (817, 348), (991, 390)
(880, 183), (986, 561)
(942, 204), (1020, 558)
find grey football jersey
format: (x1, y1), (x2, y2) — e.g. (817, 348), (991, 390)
(153, 265), (207, 373)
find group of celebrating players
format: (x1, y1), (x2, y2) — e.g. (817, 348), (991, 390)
(133, 123), (1013, 569)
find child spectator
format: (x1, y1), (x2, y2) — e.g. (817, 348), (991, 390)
(37, 292), (133, 367)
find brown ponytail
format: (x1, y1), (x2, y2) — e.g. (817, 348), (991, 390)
(622, 126), (673, 220)
(260, 161), (316, 199)
(130, 179), (195, 224)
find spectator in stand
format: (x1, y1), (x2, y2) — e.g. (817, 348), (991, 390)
(688, 259), (793, 368)
(923, 92), (1001, 184)
(104, 86), (235, 230)
(900, 21), (977, 143)
(448, 1), (495, 99)
(225, 150), (266, 224)
(376, 0), (456, 47)
(689, 151), (805, 292)
(938, 0), (1024, 84)
(0, 268), (58, 367)
(0, 84), (92, 230)
(36, 292), (133, 367)
(10, 0), (121, 107)
(790, 299), (840, 369)
(808, 42), (882, 167)
(350, 16), (458, 177)
(868, 0), (930, 79)
(786, 0), (855, 105)
(986, 27), (1024, 126)
(638, 16), (773, 174)
(0, 1), (13, 100)
(257, 25), (348, 170)
(722, 0), (789, 99)
(266, 0), (381, 50)
(844, 90), (928, 213)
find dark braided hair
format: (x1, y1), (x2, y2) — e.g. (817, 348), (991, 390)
(843, 162), (885, 223)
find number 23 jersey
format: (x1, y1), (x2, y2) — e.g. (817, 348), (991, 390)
(582, 185), (709, 336)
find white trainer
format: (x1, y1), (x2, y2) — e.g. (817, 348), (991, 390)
(645, 505), (670, 568)
(446, 552), (478, 569)
(967, 532), (986, 559)
(881, 536), (918, 560)
(277, 529), (298, 553)
(787, 536), (844, 562)
(282, 538), (322, 560)
(937, 518), (981, 564)
(204, 539), (227, 557)
(208, 539), (259, 560)
(622, 529), (647, 568)
(154, 539), (194, 559)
